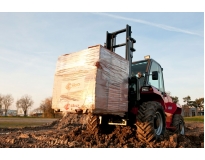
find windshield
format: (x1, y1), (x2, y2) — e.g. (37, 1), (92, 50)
(131, 61), (148, 76)
(131, 60), (148, 86)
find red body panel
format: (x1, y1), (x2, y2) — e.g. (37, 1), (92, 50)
(132, 86), (182, 129)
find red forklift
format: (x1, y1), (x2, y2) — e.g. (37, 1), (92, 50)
(87, 24), (185, 143)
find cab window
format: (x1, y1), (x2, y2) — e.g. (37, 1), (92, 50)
(148, 61), (165, 92)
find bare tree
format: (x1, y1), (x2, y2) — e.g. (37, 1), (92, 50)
(2, 94), (14, 116)
(16, 95), (34, 117)
(0, 94), (3, 116)
(40, 97), (54, 118)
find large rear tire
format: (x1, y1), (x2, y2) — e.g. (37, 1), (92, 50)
(172, 114), (185, 135)
(136, 101), (166, 143)
(87, 114), (99, 134)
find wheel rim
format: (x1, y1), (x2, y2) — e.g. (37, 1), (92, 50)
(154, 111), (163, 135)
(179, 121), (185, 135)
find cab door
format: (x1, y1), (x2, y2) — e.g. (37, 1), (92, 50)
(148, 60), (172, 109)
(148, 61), (165, 95)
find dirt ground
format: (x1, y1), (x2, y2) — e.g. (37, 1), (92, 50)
(0, 114), (204, 148)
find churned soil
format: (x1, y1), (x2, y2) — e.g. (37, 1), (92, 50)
(0, 114), (204, 148)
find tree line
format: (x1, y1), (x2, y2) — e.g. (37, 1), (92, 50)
(170, 94), (204, 114)
(0, 93), (54, 117)
(1, 92), (203, 117)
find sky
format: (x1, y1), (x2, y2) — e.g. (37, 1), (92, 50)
(0, 0), (204, 159)
(0, 12), (204, 112)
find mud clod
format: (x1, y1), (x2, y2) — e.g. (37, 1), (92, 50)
(0, 114), (203, 148)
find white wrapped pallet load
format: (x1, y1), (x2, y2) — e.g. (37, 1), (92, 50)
(52, 45), (129, 116)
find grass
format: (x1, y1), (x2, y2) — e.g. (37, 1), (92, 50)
(0, 116), (204, 128)
(0, 117), (59, 128)
(184, 116), (204, 122)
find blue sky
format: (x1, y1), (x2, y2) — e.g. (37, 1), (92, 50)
(0, 12), (204, 111)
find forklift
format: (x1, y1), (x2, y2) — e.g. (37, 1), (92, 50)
(87, 25), (185, 143)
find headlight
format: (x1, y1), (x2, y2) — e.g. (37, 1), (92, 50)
(142, 87), (153, 92)
(142, 87), (149, 91)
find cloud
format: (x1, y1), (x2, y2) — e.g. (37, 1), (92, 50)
(93, 12), (203, 37)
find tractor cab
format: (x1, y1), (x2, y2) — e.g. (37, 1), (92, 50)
(129, 56), (166, 101)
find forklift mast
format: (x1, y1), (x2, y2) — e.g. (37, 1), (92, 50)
(105, 24), (136, 77)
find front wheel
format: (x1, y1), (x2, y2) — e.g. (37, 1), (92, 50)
(136, 101), (166, 143)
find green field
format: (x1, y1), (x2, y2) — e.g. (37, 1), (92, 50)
(0, 117), (58, 128)
(184, 116), (204, 122)
(0, 116), (204, 129)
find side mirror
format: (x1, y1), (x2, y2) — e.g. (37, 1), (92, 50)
(152, 71), (158, 80)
